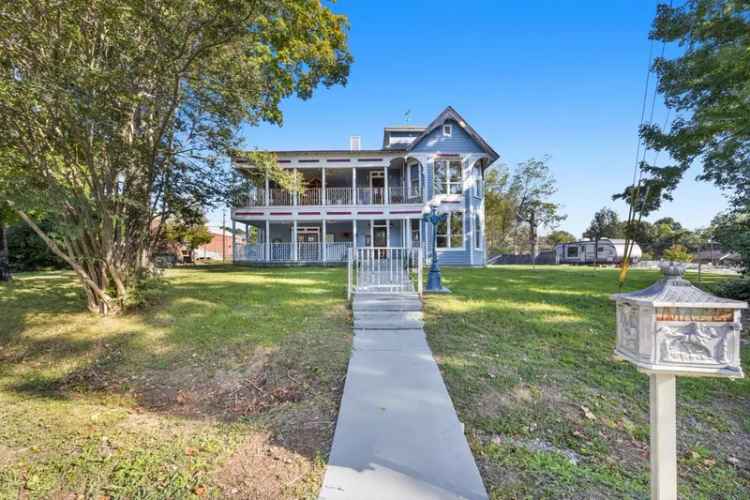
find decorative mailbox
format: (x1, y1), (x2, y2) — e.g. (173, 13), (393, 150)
(612, 262), (746, 379)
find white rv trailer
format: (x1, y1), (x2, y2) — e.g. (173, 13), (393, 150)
(555, 239), (641, 265)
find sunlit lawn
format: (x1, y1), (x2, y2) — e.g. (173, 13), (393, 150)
(424, 266), (749, 500)
(0, 265), (351, 499)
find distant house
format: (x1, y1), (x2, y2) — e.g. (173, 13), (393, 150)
(694, 249), (742, 267)
(555, 239), (641, 264)
(195, 230), (234, 261)
(230, 106), (499, 266)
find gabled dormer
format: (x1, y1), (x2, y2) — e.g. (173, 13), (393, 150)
(382, 126), (425, 150)
(406, 106), (499, 163)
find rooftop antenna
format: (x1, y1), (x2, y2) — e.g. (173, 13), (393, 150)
(404, 109), (411, 124)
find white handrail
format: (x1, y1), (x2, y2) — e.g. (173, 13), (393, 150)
(347, 247), (353, 301)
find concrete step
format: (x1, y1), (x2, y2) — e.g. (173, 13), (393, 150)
(353, 292), (420, 301)
(353, 302), (423, 312)
(355, 311), (423, 322)
(353, 319), (425, 330)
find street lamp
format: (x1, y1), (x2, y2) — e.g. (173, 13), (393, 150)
(422, 205), (451, 293)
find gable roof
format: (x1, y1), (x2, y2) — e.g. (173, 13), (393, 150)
(407, 106), (499, 163)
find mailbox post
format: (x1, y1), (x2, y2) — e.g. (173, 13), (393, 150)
(611, 263), (746, 500)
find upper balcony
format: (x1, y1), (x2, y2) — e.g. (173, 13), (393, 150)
(233, 163), (425, 210)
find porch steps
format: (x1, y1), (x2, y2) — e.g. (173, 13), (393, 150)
(354, 310), (423, 322)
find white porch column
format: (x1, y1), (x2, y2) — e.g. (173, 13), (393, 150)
(384, 164), (389, 205)
(231, 219), (236, 263)
(404, 218), (409, 249)
(322, 168), (327, 206)
(352, 167), (357, 205)
(386, 219), (391, 246)
(293, 168), (298, 206)
(353, 219), (357, 250)
(650, 373), (677, 500)
(322, 219), (327, 262)
(292, 220), (298, 261)
(265, 171), (270, 207)
(265, 219), (270, 262)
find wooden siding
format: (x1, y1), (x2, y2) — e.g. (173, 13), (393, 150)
(410, 119), (485, 154)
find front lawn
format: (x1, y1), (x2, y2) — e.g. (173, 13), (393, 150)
(424, 266), (749, 499)
(0, 266), (351, 499)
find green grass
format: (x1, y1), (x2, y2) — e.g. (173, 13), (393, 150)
(0, 266), (352, 499)
(424, 266), (750, 500)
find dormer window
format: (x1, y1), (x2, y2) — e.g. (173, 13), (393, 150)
(442, 124), (452, 137)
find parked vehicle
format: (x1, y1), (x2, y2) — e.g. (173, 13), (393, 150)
(555, 239), (641, 264)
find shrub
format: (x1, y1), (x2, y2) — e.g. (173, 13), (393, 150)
(663, 244), (693, 263)
(710, 278), (750, 302)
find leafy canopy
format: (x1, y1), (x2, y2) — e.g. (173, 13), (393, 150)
(0, 0), (351, 313)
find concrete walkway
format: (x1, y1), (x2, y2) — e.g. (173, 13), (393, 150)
(320, 293), (488, 500)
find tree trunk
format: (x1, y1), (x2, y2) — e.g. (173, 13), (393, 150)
(529, 214), (538, 266)
(0, 221), (11, 282)
(12, 207), (117, 315)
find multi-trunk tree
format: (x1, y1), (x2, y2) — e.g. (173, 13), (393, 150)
(510, 158), (566, 261)
(0, 0), (351, 313)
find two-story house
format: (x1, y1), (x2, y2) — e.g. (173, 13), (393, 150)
(230, 106), (498, 266)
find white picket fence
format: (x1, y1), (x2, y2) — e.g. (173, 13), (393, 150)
(347, 247), (423, 299)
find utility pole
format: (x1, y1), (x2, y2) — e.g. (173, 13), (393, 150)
(222, 210), (226, 262)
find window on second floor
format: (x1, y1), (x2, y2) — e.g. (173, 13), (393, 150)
(442, 124), (452, 136)
(436, 212), (464, 249)
(434, 159), (462, 195)
(408, 162), (420, 197)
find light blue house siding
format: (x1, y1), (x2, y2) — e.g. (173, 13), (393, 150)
(411, 119), (486, 155)
(412, 120), (486, 266)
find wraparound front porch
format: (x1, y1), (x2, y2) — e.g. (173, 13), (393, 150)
(233, 219), (423, 264)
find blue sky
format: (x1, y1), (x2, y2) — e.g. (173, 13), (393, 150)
(211, 0), (729, 237)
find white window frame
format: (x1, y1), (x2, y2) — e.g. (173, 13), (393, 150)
(436, 211), (464, 250)
(473, 164), (483, 198)
(433, 159), (463, 195)
(442, 124), (452, 137)
(407, 161), (421, 198)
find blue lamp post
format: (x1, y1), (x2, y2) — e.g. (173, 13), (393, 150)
(422, 206), (450, 293)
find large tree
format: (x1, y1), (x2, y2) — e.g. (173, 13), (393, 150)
(617, 1), (750, 239)
(544, 230), (576, 248)
(484, 164), (518, 254)
(0, 202), (13, 281)
(583, 207), (622, 264)
(511, 158), (566, 261)
(0, 1), (351, 313)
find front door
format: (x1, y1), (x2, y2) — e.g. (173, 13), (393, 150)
(297, 227), (320, 261)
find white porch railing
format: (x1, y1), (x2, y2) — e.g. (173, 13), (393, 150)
(326, 242), (352, 262)
(348, 247), (423, 298)
(326, 187), (353, 205)
(270, 242), (293, 261)
(234, 243), (266, 262)
(234, 242), (354, 263)
(299, 188), (322, 206)
(356, 187), (385, 205)
(234, 186), (423, 209)
(269, 189), (293, 206)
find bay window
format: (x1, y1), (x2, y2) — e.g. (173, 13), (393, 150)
(434, 159), (463, 195)
(437, 211), (464, 249)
